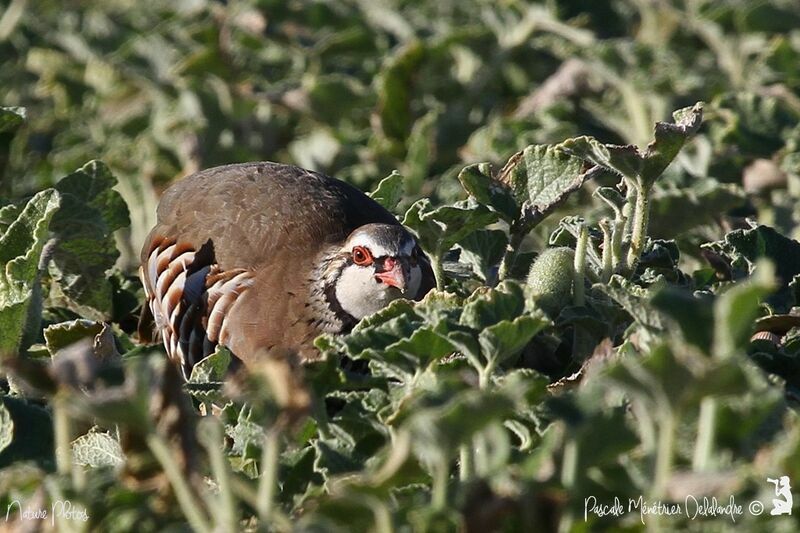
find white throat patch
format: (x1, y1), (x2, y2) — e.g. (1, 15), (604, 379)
(335, 263), (402, 319)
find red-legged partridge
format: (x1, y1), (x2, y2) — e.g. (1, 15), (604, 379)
(138, 162), (434, 376)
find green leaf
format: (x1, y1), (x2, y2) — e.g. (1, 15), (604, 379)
(368, 171), (404, 212)
(560, 137), (641, 179)
(478, 314), (549, 366)
(0, 106), (26, 134)
(457, 229), (508, 282)
(640, 103), (704, 184)
(562, 103), (703, 188)
(598, 276), (665, 331)
(713, 261), (775, 359)
(703, 224), (800, 285)
(458, 164), (518, 222)
(49, 160), (131, 318)
(594, 186), (626, 218)
(605, 344), (694, 409)
(188, 345), (232, 383)
(405, 389), (517, 467)
(497, 144), (586, 224)
(403, 198), (498, 257)
(403, 109), (439, 194)
(0, 203), (22, 235)
(342, 309), (422, 359)
(227, 406), (264, 461)
(43, 319), (106, 356)
(0, 395), (53, 469)
(381, 326), (455, 370)
(460, 282), (526, 330)
(313, 437), (363, 478)
(72, 430), (124, 468)
(0, 189), (61, 355)
(651, 288), (714, 355)
(376, 40), (425, 140)
(648, 180), (745, 239)
(307, 74), (371, 124)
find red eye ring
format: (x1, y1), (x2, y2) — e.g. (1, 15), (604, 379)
(352, 246), (373, 266)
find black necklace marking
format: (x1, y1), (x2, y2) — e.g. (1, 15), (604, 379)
(323, 259), (358, 332)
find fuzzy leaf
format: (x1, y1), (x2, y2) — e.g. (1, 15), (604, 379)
(478, 313), (549, 366)
(703, 225), (800, 284)
(598, 276), (665, 331)
(72, 430), (124, 468)
(189, 345), (232, 383)
(0, 189), (61, 355)
(648, 180), (744, 239)
(560, 137), (641, 179)
(498, 144), (586, 224)
(460, 283), (526, 330)
(376, 41), (425, 140)
(49, 160), (131, 318)
(641, 103), (704, 184)
(406, 390), (515, 465)
(0, 395), (53, 468)
(458, 164), (518, 222)
(457, 229), (508, 282)
(43, 319), (106, 356)
(0, 106), (26, 134)
(403, 198), (498, 257)
(714, 261), (775, 359)
(651, 288), (714, 354)
(562, 103), (703, 187)
(368, 171), (404, 212)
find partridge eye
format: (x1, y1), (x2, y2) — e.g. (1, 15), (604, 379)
(352, 246), (373, 266)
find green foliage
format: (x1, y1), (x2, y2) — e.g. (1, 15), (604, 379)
(0, 189), (60, 354)
(49, 160), (131, 318)
(2, 1), (800, 531)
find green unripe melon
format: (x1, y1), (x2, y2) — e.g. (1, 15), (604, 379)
(526, 247), (574, 315)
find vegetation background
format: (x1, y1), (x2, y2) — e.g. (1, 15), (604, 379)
(1, 0), (800, 531)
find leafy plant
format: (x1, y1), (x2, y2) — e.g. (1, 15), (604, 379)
(2, 1), (800, 531)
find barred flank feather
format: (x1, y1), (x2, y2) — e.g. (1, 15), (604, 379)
(139, 237), (253, 377)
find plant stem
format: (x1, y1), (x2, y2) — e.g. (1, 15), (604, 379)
(432, 254), (445, 291)
(497, 229), (525, 283)
(53, 392), (72, 477)
(692, 398), (717, 472)
(626, 183), (651, 271)
(431, 459), (449, 510)
(0, 0), (28, 42)
(459, 444), (473, 481)
(205, 420), (238, 532)
(611, 217), (626, 275)
(560, 436), (578, 489)
(478, 360), (495, 390)
(622, 182), (635, 236)
(573, 223), (588, 306)
(600, 219), (613, 283)
(146, 434), (211, 533)
(653, 409), (675, 499)
(257, 428), (281, 524)
(473, 432), (489, 477)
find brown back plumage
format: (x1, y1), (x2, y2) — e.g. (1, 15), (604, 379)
(138, 162), (431, 375)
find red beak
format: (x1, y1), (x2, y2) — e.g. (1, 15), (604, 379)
(375, 257), (407, 291)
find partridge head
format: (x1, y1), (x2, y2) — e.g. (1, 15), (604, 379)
(138, 162), (434, 376)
